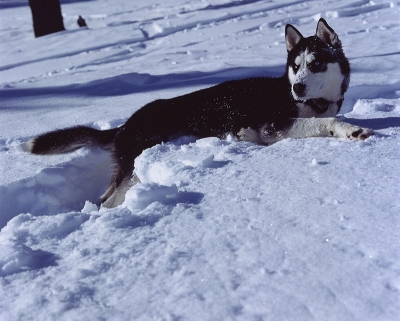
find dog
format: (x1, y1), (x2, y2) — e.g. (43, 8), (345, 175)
(25, 18), (373, 208)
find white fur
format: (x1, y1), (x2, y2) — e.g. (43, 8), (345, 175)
(21, 140), (35, 153)
(238, 118), (374, 145)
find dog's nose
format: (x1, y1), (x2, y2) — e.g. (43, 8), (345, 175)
(293, 83), (306, 97)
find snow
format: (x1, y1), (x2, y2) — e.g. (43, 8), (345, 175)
(0, 0), (399, 320)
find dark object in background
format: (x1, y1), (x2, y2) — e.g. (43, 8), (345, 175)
(29, 0), (65, 37)
(77, 15), (87, 28)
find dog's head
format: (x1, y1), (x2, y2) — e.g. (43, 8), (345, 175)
(285, 19), (350, 112)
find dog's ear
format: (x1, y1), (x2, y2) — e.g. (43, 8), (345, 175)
(316, 18), (340, 47)
(285, 24), (303, 52)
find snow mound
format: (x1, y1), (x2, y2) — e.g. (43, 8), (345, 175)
(0, 212), (89, 276)
(0, 149), (111, 228)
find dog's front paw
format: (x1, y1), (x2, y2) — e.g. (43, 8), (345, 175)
(349, 127), (374, 140)
(334, 122), (374, 140)
(238, 127), (263, 144)
(238, 127), (255, 141)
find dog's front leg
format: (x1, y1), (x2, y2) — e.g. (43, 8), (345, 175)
(238, 118), (373, 144)
(327, 118), (374, 140)
(286, 118), (374, 140)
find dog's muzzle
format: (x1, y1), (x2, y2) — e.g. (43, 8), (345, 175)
(293, 83), (307, 97)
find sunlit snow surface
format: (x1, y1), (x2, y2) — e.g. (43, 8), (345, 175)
(0, 0), (399, 320)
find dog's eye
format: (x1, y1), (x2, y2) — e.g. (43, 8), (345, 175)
(292, 63), (299, 72)
(308, 60), (323, 72)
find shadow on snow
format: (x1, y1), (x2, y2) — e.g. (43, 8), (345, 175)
(0, 66), (284, 103)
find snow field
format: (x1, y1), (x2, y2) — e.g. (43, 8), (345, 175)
(0, 0), (399, 320)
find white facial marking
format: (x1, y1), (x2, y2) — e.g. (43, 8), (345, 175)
(306, 53), (315, 64)
(294, 55), (303, 66)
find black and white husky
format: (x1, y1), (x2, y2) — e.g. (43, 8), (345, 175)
(26, 18), (373, 207)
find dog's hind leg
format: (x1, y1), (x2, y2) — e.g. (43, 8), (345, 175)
(98, 101), (173, 207)
(99, 147), (141, 208)
(100, 171), (140, 208)
(99, 128), (154, 207)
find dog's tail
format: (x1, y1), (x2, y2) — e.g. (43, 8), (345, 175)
(24, 126), (119, 155)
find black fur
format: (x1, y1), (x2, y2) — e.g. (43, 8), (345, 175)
(30, 126), (118, 154)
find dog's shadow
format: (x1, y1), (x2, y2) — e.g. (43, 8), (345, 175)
(98, 186), (205, 230)
(340, 116), (400, 132)
(0, 66), (285, 104)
